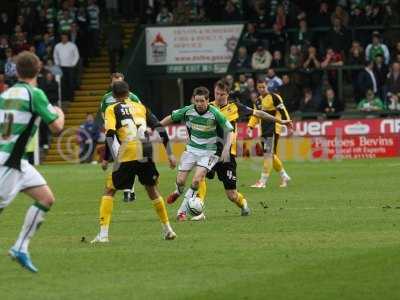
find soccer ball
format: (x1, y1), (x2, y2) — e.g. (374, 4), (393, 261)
(187, 197), (204, 216)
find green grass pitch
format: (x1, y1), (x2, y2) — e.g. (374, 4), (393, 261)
(0, 158), (399, 300)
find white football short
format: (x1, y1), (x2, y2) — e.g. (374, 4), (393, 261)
(0, 160), (47, 209)
(178, 150), (219, 172)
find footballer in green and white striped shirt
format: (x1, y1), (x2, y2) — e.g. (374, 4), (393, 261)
(0, 51), (64, 273)
(160, 86), (234, 220)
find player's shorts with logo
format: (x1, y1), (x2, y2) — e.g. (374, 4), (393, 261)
(107, 159), (159, 190)
(207, 155), (237, 190)
(0, 160), (47, 209)
(178, 150), (219, 172)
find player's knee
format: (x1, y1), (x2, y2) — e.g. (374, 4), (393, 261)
(104, 188), (116, 197)
(41, 193), (55, 207)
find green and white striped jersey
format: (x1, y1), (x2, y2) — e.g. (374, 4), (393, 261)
(0, 82), (58, 169)
(100, 91), (141, 114)
(171, 104), (233, 155)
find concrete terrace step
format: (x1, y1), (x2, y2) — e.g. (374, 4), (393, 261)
(80, 84), (109, 90)
(81, 78), (109, 84)
(75, 90), (106, 96)
(84, 67), (109, 73)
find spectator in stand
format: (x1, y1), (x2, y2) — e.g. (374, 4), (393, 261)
(38, 72), (59, 149)
(291, 19), (313, 52)
(44, 58), (63, 77)
(87, 0), (100, 57)
(386, 62), (400, 110)
(0, 73), (9, 93)
(12, 32), (31, 54)
(312, 1), (331, 27)
(221, 1), (241, 21)
(392, 42), (400, 62)
(299, 87), (318, 113)
(368, 4), (384, 25)
(356, 60), (378, 103)
(320, 88), (340, 116)
(0, 36), (9, 61)
(242, 23), (259, 53)
(53, 32), (80, 102)
(272, 5), (287, 30)
(321, 47), (343, 91)
(241, 77), (257, 107)
(357, 89), (385, 112)
(0, 13), (13, 36)
(251, 45), (272, 70)
(232, 46), (251, 69)
(373, 54), (389, 99)
(270, 50), (285, 68)
(350, 5), (367, 45)
(58, 10), (74, 33)
(286, 45), (302, 69)
(78, 113), (100, 163)
(232, 74), (248, 100)
(331, 5), (349, 27)
(348, 41), (365, 65)
(302, 45), (322, 89)
(278, 74), (300, 112)
(269, 23), (287, 55)
(4, 49), (17, 85)
(325, 17), (351, 53)
(157, 6), (174, 24)
(265, 68), (282, 92)
(173, 0), (190, 24)
(365, 32), (390, 65)
(70, 23), (87, 66)
(224, 74), (234, 91)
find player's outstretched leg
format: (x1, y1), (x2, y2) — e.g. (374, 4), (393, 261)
(10, 185), (55, 273)
(226, 190), (251, 216)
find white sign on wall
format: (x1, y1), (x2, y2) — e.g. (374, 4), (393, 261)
(146, 24), (243, 66)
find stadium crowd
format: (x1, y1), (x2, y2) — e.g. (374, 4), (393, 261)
(148, 0), (400, 114)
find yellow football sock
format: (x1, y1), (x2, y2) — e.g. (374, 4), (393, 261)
(232, 192), (247, 208)
(99, 195), (114, 227)
(153, 197), (169, 224)
(262, 156), (273, 176)
(197, 179), (207, 204)
(273, 155), (284, 172)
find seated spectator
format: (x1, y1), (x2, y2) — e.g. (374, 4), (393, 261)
(320, 88), (340, 115)
(0, 36), (9, 61)
(365, 32), (390, 65)
(286, 45), (302, 69)
(357, 89), (385, 112)
(321, 47), (343, 89)
(350, 5), (367, 44)
(78, 113), (100, 163)
(270, 50), (285, 68)
(233, 74), (248, 100)
(311, 1), (331, 28)
(291, 19), (313, 52)
(224, 74), (234, 91)
(302, 46), (321, 88)
(242, 23), (259, 53)
(272, 5), (287, 30)
(156, 6), (174, 24)
(221, 0), (241, 21)
(269, 23), (287, 55)
(392, 42), (400, 62)
(386, 62), (400, 110)
(44, 58), (63, 76)
(4, 49), (17, 84)
(356, 60), (378, 102)
(299, 88), (318, 113)
(240, 77), (257, 106)
(0, 13), (13, 36)
(348, 41), (365, 65)
(278, 74), (300, 112)
(325, 17), (351, 53)
(331, 5), (349, 27)
(251, 45), (272, 70)
(373, 54), (388, 98)
(12, 32), (30, 54)
(265, 68), (282, 92)
(173, 0), (190, 25)
(232, 46), (251, 69)
(368, 4), (384, 25)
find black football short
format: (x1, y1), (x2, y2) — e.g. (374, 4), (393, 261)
(261, 133), (279, 155)
(208, 156), (237, 190)
(112, 160), (159, 189)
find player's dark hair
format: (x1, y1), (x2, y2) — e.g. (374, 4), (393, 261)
(193, 86), (210, 99)
(16, 51), (40, 79)
(214, 80), (230, 92)
(256, 79), (266, 85)
(112, 80), (130, 100)
(111, 72), (124, 80)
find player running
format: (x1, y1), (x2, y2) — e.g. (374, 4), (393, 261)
(0, 51), (65, 272)
(160, 86), (234, 221)
(91, 80), (177, 243)
(100, 72), (140, 202)
(168, 80), (292, 220)
(249, 80), (292, 188)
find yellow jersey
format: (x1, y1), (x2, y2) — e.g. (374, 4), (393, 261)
(248, 92), (290, 136)
(104, 99), (157, 162)
(210, 100), (254, 156)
